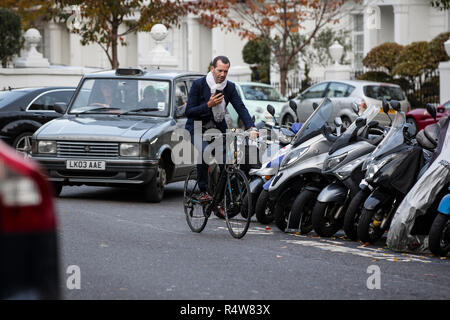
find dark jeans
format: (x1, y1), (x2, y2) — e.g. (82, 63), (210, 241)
(190, 131), (226, 192)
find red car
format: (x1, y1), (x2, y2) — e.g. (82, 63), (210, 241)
(0, 140), (60, 299)
(406, 100), (450, 135)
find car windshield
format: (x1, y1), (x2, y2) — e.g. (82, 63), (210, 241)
(241, 85), (287, 102)
(292, 97), (333, 147)
(364, 85), (405, 101)
(69, 78), (170, 116)
(0, 90), (29, 108)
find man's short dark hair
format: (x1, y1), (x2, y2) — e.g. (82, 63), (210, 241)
(212, 56), (230, 67)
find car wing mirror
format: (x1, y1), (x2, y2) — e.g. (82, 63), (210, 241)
(54, 102), (68, 114)
(426, 103), (437, 121)
(312, 102), (319, 111)
(288, 100), (297, 113)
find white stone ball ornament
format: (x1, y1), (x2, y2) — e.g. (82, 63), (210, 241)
(150, 24), (168, 42)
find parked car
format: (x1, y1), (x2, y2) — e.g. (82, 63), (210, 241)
(226, 82), (287, 128)
(278, 80), (410, 127)
(0, 86), (76, 155)
(31, 68), (203, 203)
(0, 140), (60, 299)
(406, 100), (450, 135)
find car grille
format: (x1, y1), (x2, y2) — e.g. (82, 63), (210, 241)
(57, 141), (119, 158)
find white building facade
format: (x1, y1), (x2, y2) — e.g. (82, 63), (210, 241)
(3, 0), (450, 93)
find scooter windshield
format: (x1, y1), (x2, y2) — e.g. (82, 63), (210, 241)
(328, 105), (380, 154)
(292, 98), (333, 147)
(366, 111), (406, 162)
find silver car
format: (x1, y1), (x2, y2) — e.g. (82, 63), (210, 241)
(279, 80), (410, 126)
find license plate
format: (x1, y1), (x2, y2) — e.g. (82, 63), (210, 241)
(66, 160), (106, 170)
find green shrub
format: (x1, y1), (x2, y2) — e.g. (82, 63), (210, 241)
(0, 7), (23, 68)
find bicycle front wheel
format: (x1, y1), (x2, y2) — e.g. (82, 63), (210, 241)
(184, 168), (208, 233)
(223, 167), (252, 239)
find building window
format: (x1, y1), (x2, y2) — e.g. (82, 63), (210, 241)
(353, 14), (364, 70)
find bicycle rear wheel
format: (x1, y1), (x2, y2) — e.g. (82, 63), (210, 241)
(184, 168), (208, 233)
(223, 167), (252, 239)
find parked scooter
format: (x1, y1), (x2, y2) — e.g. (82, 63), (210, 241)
(309, 104), (385, 237)
(355, 101), (439, 244)
(429, 186), (450, 256)
(267, 98), (342, 232)
(248, 102), (301, 223)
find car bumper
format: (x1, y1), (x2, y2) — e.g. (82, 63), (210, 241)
(31, 156), (159, 186)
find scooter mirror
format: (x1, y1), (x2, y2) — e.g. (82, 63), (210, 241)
(267, 104), (276, 117)
(404, 123), (416, 138)
(352, 101), (359, 115)
(382, 98), (390, 114)
(289, 100), (297, 112)
(312, 102), (319, 110)
(390, 100), (401, 112)
(334, 117), (343, 128)
(426, 103), (437, 121)
(355, 117), (367, 129)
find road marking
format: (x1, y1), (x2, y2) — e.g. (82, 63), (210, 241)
(216, 226), (274, 235)
(282, 237), (432, 263)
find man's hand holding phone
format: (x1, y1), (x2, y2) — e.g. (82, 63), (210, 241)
(207, 90), (224, 108)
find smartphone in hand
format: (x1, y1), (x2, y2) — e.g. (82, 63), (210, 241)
(215, 89), (223, 96)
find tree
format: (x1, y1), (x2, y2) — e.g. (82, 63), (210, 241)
(0, 7), (23, 67)
(185, 0), (353, 95)
(362, 42), (404, 73)
(55, 0), (187, 69)
(392, 41), (435, 78)
(242, 37), (271, 83)
(0, 0), (58, 27)
(430, 0), (450, 10)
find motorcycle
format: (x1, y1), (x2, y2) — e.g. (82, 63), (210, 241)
(247, 102), (301, 223)
(355, 101), (439, 244)
(308, 104), (385, 237)
(429, 186), (450, 256)
(267, 98), (342, 232)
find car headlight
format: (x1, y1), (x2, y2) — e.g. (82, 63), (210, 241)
(120, 143), (140, 157)
(325, 153), (347, 171)
(38, 141), (57, 154)
(280, 146), (309, 169)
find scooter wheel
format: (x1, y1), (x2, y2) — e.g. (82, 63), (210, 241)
(311, 201), (344, 237)
(255, 190), (274, 224)
(343, 190), (370, 241)
(289, 189), (316, 234)
(357, 208), (385, 244)
(429, 213), (450, 257)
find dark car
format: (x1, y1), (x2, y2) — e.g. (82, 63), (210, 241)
(406, 100), (450, 135)
(31, 68), (203, 203)
(0, 87), (76, 154)
(0, 140), (59, 299)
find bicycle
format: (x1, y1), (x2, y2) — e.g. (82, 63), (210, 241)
(184, 130), (254, 239)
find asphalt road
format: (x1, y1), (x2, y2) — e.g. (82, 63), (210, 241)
(55, 183), (450, 300)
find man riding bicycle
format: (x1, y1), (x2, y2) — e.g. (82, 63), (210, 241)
(185, 56), (258, 203)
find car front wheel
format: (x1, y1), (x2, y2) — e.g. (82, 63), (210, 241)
(13, 132), (34, 156)
(144, 160), (167, 203)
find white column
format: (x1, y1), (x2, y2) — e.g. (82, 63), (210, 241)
(48, 21), (62, 65)
(439, 39), (450, 104)
(69, 33), (82, 66)
(393, 5), (409, 45)
(187, 16), (200, 72)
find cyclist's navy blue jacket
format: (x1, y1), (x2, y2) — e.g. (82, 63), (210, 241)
(185, 76), (254, 133)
